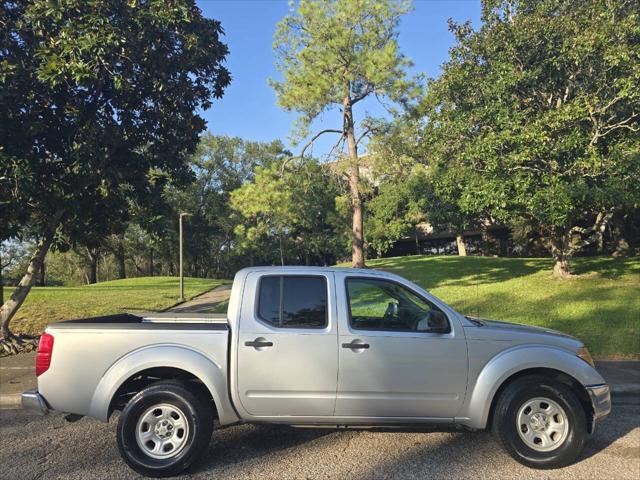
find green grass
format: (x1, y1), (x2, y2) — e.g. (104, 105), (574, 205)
(352, 255), (639, 359)
(6, 276), (228, 335)
(8, 257), (638, 358)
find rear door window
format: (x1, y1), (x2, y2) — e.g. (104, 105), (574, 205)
(257, 276), (281, 326)
(257, 275), (327, 328)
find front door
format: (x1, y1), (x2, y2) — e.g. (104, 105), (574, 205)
(335, 275), (467, 418)
(237, 272), (338, 417)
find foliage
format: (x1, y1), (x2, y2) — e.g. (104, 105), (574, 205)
(231, 159), (346, 265)
(159, 135), (289, 277)
(271, 0), (418, 139)
(1, 0), (230, 241)
(365, 168), (429, 257)
(0, 0), (230, 337)
(415, 0), (640, 275)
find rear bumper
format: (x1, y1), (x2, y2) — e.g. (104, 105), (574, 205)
(21, 390), (49, 415)
(586, 383), (611, 431)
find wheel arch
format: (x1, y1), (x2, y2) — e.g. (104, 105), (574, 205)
(460, 345), (605, 430)
(108, 366), (216, 417)
(485, 367), (595, 433)
(89, 344), (239, 425)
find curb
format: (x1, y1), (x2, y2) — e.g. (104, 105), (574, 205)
(0, 394), (21, 410)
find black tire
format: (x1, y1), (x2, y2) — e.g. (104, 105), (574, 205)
(492, 375), (587, 469)
(117, 381), (214, 477)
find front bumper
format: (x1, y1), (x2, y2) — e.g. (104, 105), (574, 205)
(586, 383), (611, 431)
(21, 389), (49, 415)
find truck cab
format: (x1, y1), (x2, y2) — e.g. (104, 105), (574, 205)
(230, 267), (467, 421)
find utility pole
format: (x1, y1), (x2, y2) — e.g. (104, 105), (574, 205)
(179, 212), (192, 302)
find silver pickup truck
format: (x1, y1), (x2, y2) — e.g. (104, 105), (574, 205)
(23, 266), (610, 476)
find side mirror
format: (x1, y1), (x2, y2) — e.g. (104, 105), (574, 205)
(384, 302), (398, 318)
(428, 311), (450, 333)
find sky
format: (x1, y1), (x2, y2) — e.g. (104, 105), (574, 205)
(196, 0), (482, 157)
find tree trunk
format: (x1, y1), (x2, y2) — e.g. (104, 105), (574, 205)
(597, 231), (604, 254)
(480, 223), (490, 256)
(38, 260), (46, 287)
(415, 230), (420, 255)
(551, 210), (616, 276)
(116, 240), (126, 279)
(553, 256), (572, 278)
(550, 229), (572, 279)
(148, 247), (154, 276)
(87, 248), (99, 284)
(456, 234), (467, 256)
(344, 95), (365, 268)
(613, 237), (630, 257)
(1, 234), (55, 340)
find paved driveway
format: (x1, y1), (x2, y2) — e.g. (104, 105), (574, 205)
(1, 402), (638, 479)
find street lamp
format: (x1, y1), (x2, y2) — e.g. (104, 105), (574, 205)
(179, 212), (192, 302)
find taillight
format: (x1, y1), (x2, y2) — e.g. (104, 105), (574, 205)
(36, 333), (54, 376)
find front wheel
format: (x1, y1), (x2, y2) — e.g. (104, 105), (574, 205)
(117, 382), (214, 477)
(492, 375), (587, 469)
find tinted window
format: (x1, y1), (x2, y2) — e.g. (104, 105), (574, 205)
(282, 277), (327, 327)
(346, 278), (448, 332)
(258, 276), (281, 326)
(257, 276), (327, 328)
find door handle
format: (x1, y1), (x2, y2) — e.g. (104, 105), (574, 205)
(245, 339), (274, 348)
(342, 341), (370, 349)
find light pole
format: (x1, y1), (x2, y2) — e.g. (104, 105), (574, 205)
(179, 212), (192, 302)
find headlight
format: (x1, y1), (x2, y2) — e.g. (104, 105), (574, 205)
(577, 347), (595, 367)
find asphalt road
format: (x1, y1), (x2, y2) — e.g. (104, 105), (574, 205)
(0, 403), (638, 480)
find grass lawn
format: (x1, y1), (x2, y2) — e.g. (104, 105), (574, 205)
(5, 276), (228, 336)
(357, 255), (639, 359)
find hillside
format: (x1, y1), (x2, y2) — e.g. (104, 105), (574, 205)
(363, 255), (639, 358)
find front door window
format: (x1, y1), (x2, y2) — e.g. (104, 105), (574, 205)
(346, 278), (449, 333)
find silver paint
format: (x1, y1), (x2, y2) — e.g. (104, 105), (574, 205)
(28, 266), (610, 433)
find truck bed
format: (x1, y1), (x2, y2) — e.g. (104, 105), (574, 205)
(57, 312), (228, 326)
(39, 313), (230, 420)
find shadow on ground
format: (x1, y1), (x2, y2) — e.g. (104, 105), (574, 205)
(1, 404), (638, 479)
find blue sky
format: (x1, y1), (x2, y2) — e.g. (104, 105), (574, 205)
(196, 0), (482, 156)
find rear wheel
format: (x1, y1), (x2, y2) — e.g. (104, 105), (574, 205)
(492, 375), (587, 469)
(117, 382), (213, 477)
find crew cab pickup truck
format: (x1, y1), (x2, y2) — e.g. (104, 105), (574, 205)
(23, 267), (611, 476)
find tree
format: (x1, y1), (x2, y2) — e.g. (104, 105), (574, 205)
(370, 121), (477, 257)
(271, 0), (419, 267)
(231, 159), (344, 266)
(364, 167), (424, 257)
(0, 0), (230, 346)
(418, 0), (640, 277)
(164, 135), (288, 277)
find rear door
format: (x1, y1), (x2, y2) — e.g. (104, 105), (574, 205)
(236, 271), (338, 417)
